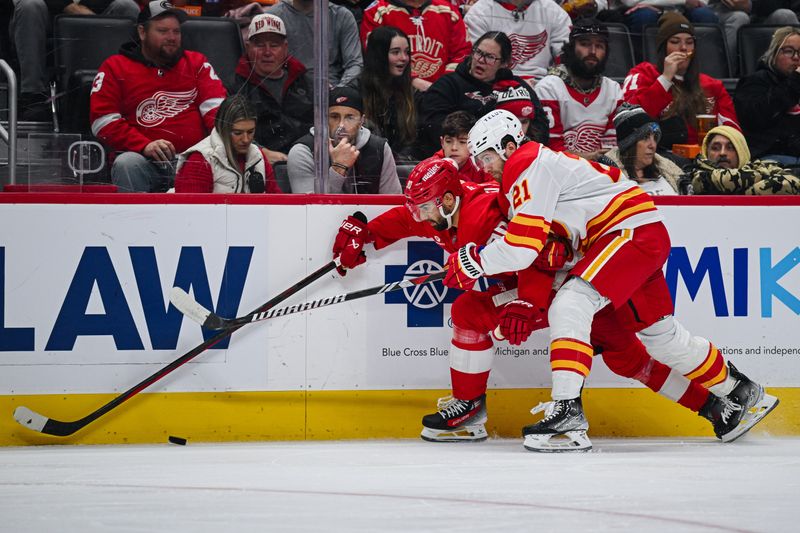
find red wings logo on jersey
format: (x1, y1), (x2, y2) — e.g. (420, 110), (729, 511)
(563, 124), (606, 153)
(412, 52), (444, 80)
(136, 88), (198, 127)
(464, 91), (497, 105)
(508, 31), (548, 69)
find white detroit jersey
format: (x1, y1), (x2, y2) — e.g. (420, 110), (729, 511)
(464, 0), (571, 81)
(535, 75), (623, 153)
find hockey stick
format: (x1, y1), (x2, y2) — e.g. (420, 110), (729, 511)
(12, 259), (339, 437)
(171, 269), (448, 330)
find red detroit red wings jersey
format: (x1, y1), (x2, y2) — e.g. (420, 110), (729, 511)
(622, 62), (740, 145)
(368, 182), (506, 254)
(361, 0), (471, 82)
(90, 50), (226, 154)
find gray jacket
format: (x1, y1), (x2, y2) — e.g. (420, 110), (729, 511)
(288, 126), (402, 194)
(266, 0), (363, 87)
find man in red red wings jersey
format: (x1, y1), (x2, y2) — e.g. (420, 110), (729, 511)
(360, 0), (471, 86)
(443, 109), (778, 452)
(90, 2), (227, 192)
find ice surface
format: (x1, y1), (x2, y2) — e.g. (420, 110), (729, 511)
(1, 437), (798, 532)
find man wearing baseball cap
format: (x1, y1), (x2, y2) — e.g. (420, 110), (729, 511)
(90, 1), (227, 192)
(232, 13), (314, 165)
(287, 86), (401, 194)
(534, 18), (623, 160)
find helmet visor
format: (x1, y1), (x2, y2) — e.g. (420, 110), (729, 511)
(406, 198), (439, 223)
(473, 149), (501, 171)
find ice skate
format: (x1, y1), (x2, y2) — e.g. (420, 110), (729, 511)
(420, 394), (488, 442)
(522, 397), (592, 452)
(699, 363), (779, 443)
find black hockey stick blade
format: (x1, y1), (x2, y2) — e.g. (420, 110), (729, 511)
(12, 260), (338, 437)
(172, 268), (448, 330)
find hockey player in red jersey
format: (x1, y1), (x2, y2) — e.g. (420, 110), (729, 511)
(443, 109), (779, 451)
(332, 157), (742, 444)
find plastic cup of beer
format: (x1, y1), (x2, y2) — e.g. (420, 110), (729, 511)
(696, 114), (716, 142)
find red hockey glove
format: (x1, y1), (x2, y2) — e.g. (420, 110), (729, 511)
(496, 299), (547, 345)
(332, 212), (373, 276)
(443, 243), (484, 290)
(533, 237), (573, 272)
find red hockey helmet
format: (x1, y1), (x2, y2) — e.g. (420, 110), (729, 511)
(404, 157), (463, 223)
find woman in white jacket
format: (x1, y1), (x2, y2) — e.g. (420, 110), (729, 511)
(174, 95), (281, 193)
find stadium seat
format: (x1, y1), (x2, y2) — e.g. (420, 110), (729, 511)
(642, 24), (731, 79)
(605, 23), (636, 81)
(53, 15), (136, 134)
(737, 25), (792, 77)
(396, 164), (416, 189)
(180, 17), (244, 92)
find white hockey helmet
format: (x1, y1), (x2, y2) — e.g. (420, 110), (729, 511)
(468, 109), (525, 161)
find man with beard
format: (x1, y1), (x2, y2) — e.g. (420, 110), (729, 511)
(90, 1), (227, 192)
(534, 18), (623, 160)
(287, 86), (402, 194)
(689, 125), (800, 195)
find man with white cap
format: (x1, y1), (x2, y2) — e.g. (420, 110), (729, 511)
(90, 1), (227, 192)
(232, 13), (314, 165)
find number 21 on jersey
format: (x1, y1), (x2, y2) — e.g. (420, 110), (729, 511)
(511, 179), (532, 210)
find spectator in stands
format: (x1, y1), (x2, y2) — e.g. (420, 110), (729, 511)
(266, 0), (363, 87)
(689, 125), (800, 193)
(621, 1), (719, 39)
(708, 0), (798, 72)
(90, 2), (226, 192)
(351, 26), (421, 163)
(174, 95), (281, 193)
(288, 86), (402, 194)
(605, 103), (685, 194)
(417, 31), (549, 156)
(535, 18), (623, 159)
(622, 12), (739, 152)
(232, 13), (314, 165)
(433, 111), (494, 183)
(11, 0), (140, 121)
(463, 0), (571, 82)
(361, 0), (471, 90)
(734, 26), (800, 166)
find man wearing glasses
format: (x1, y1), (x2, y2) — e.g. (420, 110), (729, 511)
(735, 26), (800, 167)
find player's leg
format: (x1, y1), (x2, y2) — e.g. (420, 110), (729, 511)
(420, 287), (505, 442)
(523, 223), (671, 452)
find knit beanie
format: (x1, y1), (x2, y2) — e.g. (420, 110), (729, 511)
(495, 80), (535, 119)
(613, 103), (659, 152)
(701, 125), (751, 168)
(656, 11), (694, 51)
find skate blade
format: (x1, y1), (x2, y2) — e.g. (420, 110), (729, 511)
(523, 430), (592, 453)
(420, 424), (488, 443)
(721, 393), (779, 443)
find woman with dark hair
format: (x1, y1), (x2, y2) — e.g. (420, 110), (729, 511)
(622, 12), (739, 150)
(604, 104), (685, 195)
(350, 26), (420, 162)
(174, 94), (281, 193)
(417, 31), (549, 156)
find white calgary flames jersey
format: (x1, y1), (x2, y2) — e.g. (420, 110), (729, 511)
(534, 74), (623, 153)
(463, 0), (571, 81)
(479, 142), (663, 275)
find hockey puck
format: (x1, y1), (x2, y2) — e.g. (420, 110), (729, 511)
(168, 435), (187, 446)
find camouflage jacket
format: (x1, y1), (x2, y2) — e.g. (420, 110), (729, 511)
(689, 156), (800, 195)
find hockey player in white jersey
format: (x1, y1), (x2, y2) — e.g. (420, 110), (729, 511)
(463, 0), (571, 81)
(442, 109), (779, 452)
(534, 18), (623, 159)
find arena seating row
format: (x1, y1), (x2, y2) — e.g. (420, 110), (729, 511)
(46, 16), (798, 138)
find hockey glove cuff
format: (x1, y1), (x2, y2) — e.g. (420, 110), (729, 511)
(332, 213), (373, 276)
(496, 299), (547, 345)
(444, 242), (484, 291)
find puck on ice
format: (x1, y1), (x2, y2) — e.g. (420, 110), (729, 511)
(168, 435), (187, 445)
